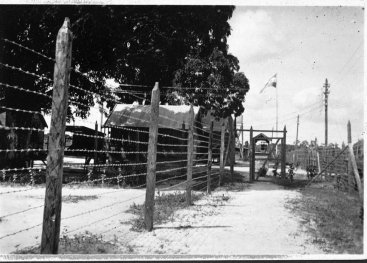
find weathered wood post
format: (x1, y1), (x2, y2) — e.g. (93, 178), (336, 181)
(94, 121), (98, 165)
(207, 120), (213, 194)
(224, 117), (232, 166)
(219, 118), (225, 186)
(249, 126), (254, 182)
(186, 105), (194, 205)
(316, 151), (321, 174)
(136, 129), (140, 162)
(280, 126), (287, 178)
(240, 121), (244, 159)
(41, 18), (72, 254)
(144, 82), (160, 231)
(347, 121), (363, 201)
(231, 117), (236, 182)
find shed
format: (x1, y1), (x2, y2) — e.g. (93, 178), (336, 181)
(0, 110), (48, 168)
(61, 125), (106, 164)
(253, 133), (270, 153)
(103, 104), (225, 163)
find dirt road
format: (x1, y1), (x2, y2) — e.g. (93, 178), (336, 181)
(129, 178), (326, 255)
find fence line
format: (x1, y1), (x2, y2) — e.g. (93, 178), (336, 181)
(0, 20), (234, 254)
(0, 62), (53, 83)
(0, 81), (53, 99)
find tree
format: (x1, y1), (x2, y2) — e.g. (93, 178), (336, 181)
(0, 5), (236, 119)
(171, 48), (249, 118)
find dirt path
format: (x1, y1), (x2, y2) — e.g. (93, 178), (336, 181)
(0, 166), (328, 256)
(128, 177), (325, 255)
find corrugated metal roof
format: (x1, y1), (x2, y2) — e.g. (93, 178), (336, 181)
(104, 104), (225, 131)
(104, 104), (200, 130)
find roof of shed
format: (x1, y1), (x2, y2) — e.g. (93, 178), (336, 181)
(104, 104), (224, 131)
(253, 133), (270, 143)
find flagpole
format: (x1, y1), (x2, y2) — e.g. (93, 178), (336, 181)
(275, 86), (278, 156)
(276, 82), (278, 131)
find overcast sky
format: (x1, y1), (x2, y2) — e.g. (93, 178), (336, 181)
(228, 5), (364, 146)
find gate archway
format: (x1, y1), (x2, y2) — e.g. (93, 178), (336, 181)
(238, 126), (287, 182)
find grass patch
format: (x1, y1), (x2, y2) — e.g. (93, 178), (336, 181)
(220, 169), (246, 184)
(13, 231), (124, 254)
(127, 191), (203, 232)
(273, 177), (309, 189)
(287, 187), (363, 253)
(62, 195), (98, 203)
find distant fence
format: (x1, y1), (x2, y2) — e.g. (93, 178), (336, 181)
(0, 18), (236, 254)
(286, 125), (363, 199)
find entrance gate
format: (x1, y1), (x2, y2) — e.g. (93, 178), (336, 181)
(238, 126), (287, 182)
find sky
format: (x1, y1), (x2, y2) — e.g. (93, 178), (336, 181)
(227, 5), (364, 146)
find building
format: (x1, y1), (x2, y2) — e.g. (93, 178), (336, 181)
(103, 104), (225, 164)
(0, 110), (48, 168)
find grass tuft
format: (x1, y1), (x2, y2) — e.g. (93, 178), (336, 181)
(127, 191), (202, 232)
(13, 231), (124, 254)
(287, 186), (363, 253)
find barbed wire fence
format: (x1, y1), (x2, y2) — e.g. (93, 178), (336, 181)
(0, 18), (233, 254)
(286, 123), (363, 200)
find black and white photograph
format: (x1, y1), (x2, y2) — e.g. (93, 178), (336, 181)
(0, 0), (365, 260)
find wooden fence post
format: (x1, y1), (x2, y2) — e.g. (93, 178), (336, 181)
(316, 151), (321, 174)
(136, 129), (140, 162)
(240, 121), (244, 159)
(41, 18), (72, 254)
(348, 154), (353, 193)
(144, 82), (160, 231)
(94, 121), (98, 165)
(207, 120), (213, 194)
(219, 118), (225, 186)
(281, 126), (287, 178)
(227, 116), (234, 182)
(347, 121), (363, 201)
(249, 126), (254, 182)
(231, 117), (236, 182)
(186, 104), (194, 205)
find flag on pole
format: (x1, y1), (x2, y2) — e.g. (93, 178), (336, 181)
(260, 73), (277, 94)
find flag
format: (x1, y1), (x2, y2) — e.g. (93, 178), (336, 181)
(260, 73), (277, 94)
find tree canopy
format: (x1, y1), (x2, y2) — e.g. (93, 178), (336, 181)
(172, 48), (249, 118)
(0, 5), (249, 121)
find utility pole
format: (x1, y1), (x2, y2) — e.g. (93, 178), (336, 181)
(296, 115), (299, 147)
(323, 79), (330, 147)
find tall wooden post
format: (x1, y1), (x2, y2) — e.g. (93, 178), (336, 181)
(324, 79), (330, 177)
(296, 114), (299, 146)
(207, 120), (213, 194)
(41, 18), (72, 254)
(249, 126), (254, 182)
(230, 117), (235, 182)
(144, 82), (160, 231)
(347, 121), (363, 201)
(316, 151), (321, 174)
(348, 154), (353, 193)
(324, 79), (330, 147)
(240, 121), (244, 159)
(136, 129), (140, 162)
(281, 126), (287, 178)
(94, 121), (98, 165)
(186, 105), (194, 205)
(347, 122), (353, 192)
(219, 118), (225, 186)
(224, 117), (231, 166)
